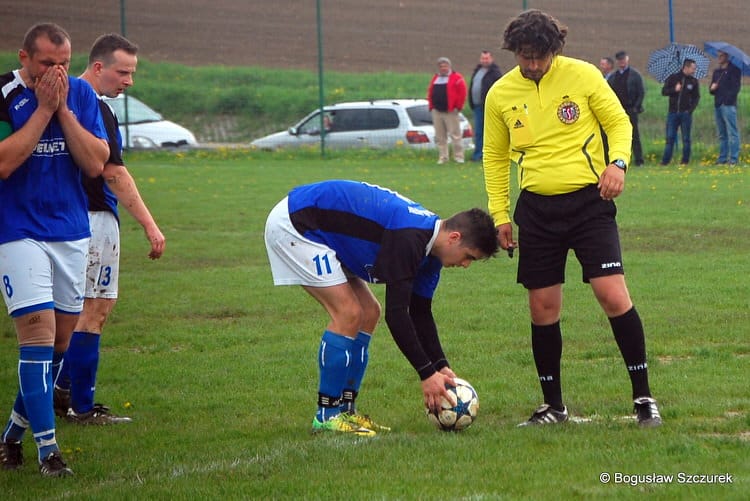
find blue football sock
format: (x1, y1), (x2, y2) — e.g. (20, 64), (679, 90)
(316, 331), (353, 422)
(18, 346), (58, 461)
(2, 392), (29, 443)
(55, 349), (70, 391)
(68, 332), (100, 414)
(341, 331), (371, 414)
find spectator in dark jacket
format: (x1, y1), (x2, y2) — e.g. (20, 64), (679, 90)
(660, 59), (700, 165)
(468, 50), (502, 161)
(608, 51), (645, 165)
(709, 50), (742, 165)
(427, 57), (467, 164)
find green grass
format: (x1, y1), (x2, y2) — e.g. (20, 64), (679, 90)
(0, 149), (747, 499)
(1, 52), (749, 160)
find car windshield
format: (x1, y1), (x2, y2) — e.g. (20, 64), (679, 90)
(406, 104), (432, 125)
(298, 111), (334, 135)
(105, 96), (163, 125)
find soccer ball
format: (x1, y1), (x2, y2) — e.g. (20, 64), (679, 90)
(426, 377), (479, 431)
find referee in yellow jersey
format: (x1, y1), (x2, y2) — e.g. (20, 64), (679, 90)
(483, 9), (661, 427)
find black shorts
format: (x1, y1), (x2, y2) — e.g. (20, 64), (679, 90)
(513, 185), (624, 289)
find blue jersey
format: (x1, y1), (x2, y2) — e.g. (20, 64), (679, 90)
(81, 99), (121, 220)
(288, 180), (442, 298)
(0, 70), (108, 243)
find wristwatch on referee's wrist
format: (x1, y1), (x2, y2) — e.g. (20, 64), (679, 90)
(612, 159), (627, 172)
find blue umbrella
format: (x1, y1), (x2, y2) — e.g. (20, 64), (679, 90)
(647, 43), (710, 82)
(704, 41), (750, 76)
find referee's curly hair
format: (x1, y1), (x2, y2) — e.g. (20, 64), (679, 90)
(502, 9), (567, 56)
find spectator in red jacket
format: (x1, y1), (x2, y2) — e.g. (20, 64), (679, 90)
(427, 57), (467, 164)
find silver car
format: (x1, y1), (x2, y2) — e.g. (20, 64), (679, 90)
(103, 95), (198, 149)
(250, 99), (473, 151)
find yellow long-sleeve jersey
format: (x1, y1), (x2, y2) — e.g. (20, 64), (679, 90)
(483, 55), (632, 226)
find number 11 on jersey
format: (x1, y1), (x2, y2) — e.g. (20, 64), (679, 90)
(312, 254), (332, 276)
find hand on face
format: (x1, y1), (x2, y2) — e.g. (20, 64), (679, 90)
(56, 64), (70, 112)
(34, 64), (64, 112)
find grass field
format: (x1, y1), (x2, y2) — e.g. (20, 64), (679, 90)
(0, 149), (748, 499)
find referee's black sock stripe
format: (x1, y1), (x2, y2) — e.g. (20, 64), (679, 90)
(531, 321), (564, 411)
(610, 306), (652, 399)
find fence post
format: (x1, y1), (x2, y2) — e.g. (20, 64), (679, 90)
(316, 0), (326, 157)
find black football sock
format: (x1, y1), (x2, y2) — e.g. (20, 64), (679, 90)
(610, 307), (652, 400)
(531, 321), (564, 411)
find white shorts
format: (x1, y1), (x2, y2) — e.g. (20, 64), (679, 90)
(0, 238), (88, 316)
(86, 211), (120, 299)
(264, 198), (348, 287)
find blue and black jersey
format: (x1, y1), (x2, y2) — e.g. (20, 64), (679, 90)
(288, 180), (449, 379)
(0, 70), (107, 244)
(288, 179), (442, 298)
(81, 99), (122, 220)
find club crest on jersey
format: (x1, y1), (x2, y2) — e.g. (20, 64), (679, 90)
(557, 101), (580, 125)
